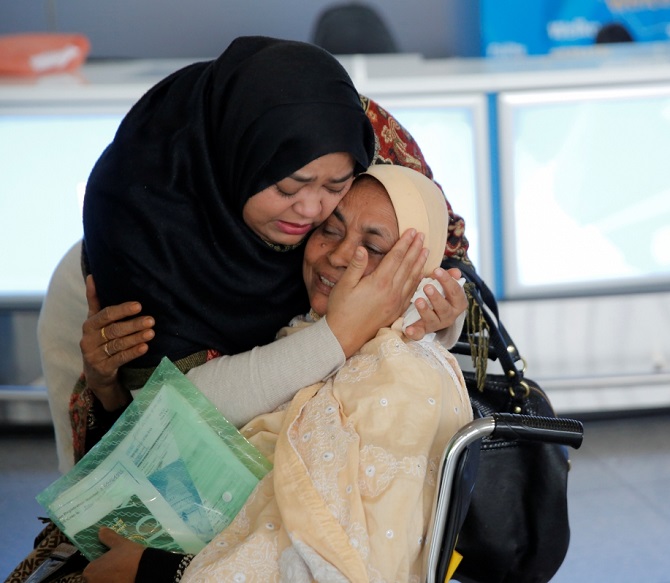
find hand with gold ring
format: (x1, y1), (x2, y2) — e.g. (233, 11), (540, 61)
(100, 326), (114, 357)
(81, 275), (155, 412)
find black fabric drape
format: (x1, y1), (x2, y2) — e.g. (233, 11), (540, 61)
(83, 36), (374, 367)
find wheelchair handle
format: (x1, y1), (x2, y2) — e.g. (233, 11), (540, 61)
(491, 413), (584, 449)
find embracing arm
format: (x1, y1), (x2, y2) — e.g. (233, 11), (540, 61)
(81, 276), (345, 427)
(186, 316), (344, 426)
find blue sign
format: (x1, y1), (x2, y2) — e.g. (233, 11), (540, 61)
(474, 0), (670, 57)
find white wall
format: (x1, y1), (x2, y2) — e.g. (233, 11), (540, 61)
(497, 293), (670, 414)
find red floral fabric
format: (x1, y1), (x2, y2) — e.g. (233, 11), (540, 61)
(361, 95), (470, 263)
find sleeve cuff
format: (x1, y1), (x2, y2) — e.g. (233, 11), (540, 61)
(136, 548), (193, 583)
(436, 309), (467, 349)
(315, 316), (346, 376)
(84, 393), (128, 453)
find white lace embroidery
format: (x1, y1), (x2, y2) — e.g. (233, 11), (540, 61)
(182, 329), (473, 583)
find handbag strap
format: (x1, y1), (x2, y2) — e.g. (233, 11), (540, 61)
(442, 258), (526, 389)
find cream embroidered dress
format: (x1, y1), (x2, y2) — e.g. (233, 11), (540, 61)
(182, 319), (472, 583)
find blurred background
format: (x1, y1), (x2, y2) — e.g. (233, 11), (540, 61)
(1, 0), (670, 581)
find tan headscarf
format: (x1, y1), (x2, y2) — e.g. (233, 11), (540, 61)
(363, 164), (450, 275)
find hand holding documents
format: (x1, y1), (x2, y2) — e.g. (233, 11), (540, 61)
(37, 358), (272, 561)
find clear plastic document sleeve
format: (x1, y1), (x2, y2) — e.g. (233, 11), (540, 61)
(37, 357), (272, 561)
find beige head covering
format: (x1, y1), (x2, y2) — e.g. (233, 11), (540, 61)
(362, 165), (449, 275)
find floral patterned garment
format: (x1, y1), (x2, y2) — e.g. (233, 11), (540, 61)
(361, 96), (470, 264)
(182, 320), (472, 583)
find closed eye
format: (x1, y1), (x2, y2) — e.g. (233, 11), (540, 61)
(365, 245), (386, 256)
(275, 185), (296, 198)
(322, 226), (343, 238)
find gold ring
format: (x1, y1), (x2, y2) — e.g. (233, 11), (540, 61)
(104, 343), (112, 357)
(101, 326), (108, 342)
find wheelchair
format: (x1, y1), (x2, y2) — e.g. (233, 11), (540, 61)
(424, 412), (583, 582)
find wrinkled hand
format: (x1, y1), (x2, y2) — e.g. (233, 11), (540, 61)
(80, 275), (155, 411)
(404, 267), (468, 341)
(82, 528), (145, 583)
(327, 229), (428, 357)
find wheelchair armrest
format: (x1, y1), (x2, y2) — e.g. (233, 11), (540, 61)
(491, 412), (584, 449)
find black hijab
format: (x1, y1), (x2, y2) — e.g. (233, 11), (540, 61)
(83, 36), (375, 367)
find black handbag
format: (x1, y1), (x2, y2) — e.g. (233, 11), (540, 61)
(443, 259), (574, 583)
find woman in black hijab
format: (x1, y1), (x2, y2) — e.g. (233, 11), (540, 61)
(83, 36), (376, 369)
(78, 36), (449, 444)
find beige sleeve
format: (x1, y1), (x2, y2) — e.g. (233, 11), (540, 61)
(435, 309), (467, 349)
(185, 317), (345, 427)
(38, 240), (88, 474)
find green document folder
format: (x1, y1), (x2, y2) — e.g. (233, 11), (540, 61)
(37, 357), (272, 561)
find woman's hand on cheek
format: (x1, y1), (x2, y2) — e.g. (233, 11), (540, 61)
(326, 229), (428, 357)
(82, 528), (144, 583)
(404, 267), (468, 340)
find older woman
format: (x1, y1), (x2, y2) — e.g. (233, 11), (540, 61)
(185, 164), (472, 583)
(85, 165), (472, 583)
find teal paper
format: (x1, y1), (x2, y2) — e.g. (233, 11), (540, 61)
(37, 357), (272, 561)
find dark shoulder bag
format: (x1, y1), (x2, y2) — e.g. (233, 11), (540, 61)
(443, 259), (573, 583)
